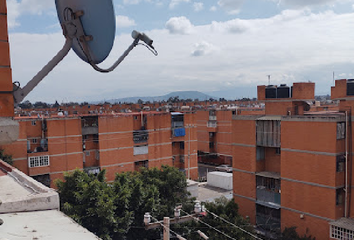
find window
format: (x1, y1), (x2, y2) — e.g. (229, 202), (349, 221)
(336, 155), (345, 172)
(32, 138), (37, 144)
(337, 122), (345, 139)
(135, 160), (149, 171)
(31, 120), (36, 126)
(275, 148), (281, 155)
(29, 155), (49, 168)
(331, 225), (354, 240)
(180, 142), (184, 150)
(336, 188), (344, 205)
(256, 147), (265, 161)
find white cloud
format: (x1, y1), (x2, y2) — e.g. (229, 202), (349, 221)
(6, 0), (21, 29)
(217, 0), (244, 15)
(116, 15), (136, 28)
(6, 0), (55, 29)
(8, 10), (354, 102)
(18, 0), (54, 15)
(275, 0), (352, 8)
(165, 16), (194, 34)
(191, 41), (216, 57)
(210, 6), (217, 12)
(193, 2), (204, 12)
(169, 0), (190, 9)
(123, 0), (141, 4)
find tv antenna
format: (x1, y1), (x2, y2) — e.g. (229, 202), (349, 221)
(13, 0), (157, 104)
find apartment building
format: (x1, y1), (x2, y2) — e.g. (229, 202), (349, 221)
(197, 110), (234, 165)
(0, 111), (198, 187)
(232, 82), (354, 240)
(196, 104), (264, 166)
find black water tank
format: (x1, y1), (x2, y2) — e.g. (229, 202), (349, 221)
(347, 79), (354, 96)
(277, 84), (290, 98)
(265, 85), (277, 99)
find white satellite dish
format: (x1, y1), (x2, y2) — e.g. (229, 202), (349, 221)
(13, 0), (157, 103)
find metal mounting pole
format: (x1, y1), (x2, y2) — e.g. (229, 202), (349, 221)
(13, 38), (73, 104)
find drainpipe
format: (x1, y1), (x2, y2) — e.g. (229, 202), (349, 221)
(345, 110), (348, 218)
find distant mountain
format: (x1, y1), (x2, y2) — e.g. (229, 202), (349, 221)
(98, 91), (216, 104)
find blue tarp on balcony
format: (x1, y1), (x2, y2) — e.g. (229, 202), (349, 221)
(174, 128), (186, 137)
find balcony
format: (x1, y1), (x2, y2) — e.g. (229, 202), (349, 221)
(82, 117), (98, 135)
(256, 173), (281, 205)
(172, 127), (186, 137)
(133, 130), (149, 144)
(209, 115), (217, 121)
(256, 187), (281, 205)
(207, 121), (217, 128)
(256, 212), (281, 231)
(172, 121), (184, 129)
(82, 126), (98, 135)
(134, 145), (149, 155)
(256, 119), (281, 148)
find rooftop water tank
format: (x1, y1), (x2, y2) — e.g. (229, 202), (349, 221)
(347, 79), (354, 96)
(265, 85), (277, 99)
(277, 84), (290, 98)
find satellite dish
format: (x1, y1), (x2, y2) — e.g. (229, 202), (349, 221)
(13, 0), (157, 104)
(55, 0), (115, 64)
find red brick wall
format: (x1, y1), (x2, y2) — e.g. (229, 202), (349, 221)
(0, 0), (14, 117)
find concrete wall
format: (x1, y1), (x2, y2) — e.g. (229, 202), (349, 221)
(207, 171), (233, 190)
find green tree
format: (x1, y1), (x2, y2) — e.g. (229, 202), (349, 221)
(172, 196), (255, 240)
(56, 166), (191, 240)
(18, 100), (32, 109)
(56, 170), (124, 240)
(281, 227), (315, 240)
(0, 149), (13, 165)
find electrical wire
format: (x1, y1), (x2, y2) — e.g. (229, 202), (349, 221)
(137, 43), (158, 56)
(150, 216), (187, 240)
(180, 209), (237, 240)
(205, 209), (263, 240)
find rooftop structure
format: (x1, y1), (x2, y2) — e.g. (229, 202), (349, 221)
(0, 160), (100, 239)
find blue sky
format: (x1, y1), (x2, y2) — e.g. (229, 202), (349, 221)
(6, 0), (354, 102)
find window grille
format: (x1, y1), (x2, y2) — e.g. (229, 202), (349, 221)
(29, 155), (49, 168)
(330, 225), (354, 240)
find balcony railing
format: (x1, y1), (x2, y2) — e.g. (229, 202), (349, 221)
(207, 121), (217, 128)
(82, 126), (98, 135)
(209, 115), (217, 121)
(134, 145), (149, 155)
(256, 187), (281, 205)
(256, 213), (281, 231)
(172, 121), (184, 128)
(133, 130), (149, 143)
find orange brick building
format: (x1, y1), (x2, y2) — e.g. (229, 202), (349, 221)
(232, 82), (354, 240)
(196, 105), (264, 166)
(0, 111), (198, 187)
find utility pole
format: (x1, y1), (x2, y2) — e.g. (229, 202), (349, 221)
(144, 201), (208, 240)
(163, 217), (170, 240)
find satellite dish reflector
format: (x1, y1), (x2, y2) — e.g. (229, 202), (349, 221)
(55, 0), (115, 64)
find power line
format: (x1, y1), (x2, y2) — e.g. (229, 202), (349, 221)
(180, 209), (237, 240)
(205, 209), (263, 240)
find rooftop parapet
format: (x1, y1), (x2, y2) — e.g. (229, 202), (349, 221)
(0, 160), (59, 213)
